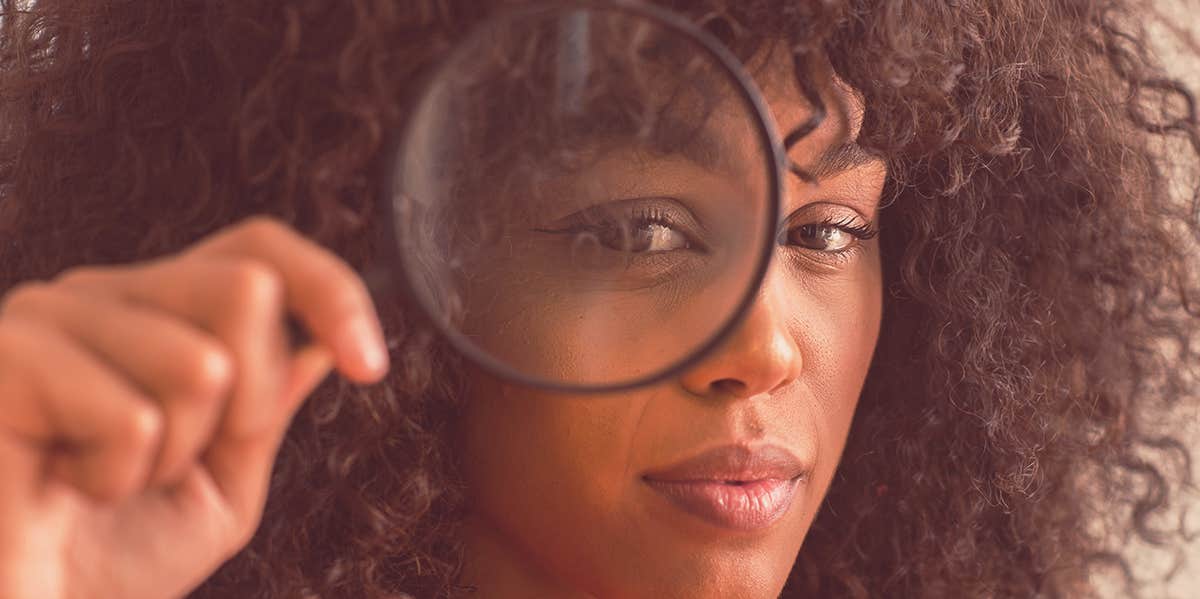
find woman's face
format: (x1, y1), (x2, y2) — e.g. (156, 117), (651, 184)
(455, 48), (886, 598)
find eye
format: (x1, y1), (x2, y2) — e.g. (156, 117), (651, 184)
(602, 219), (691, 253)
(533, 198), (706, 254)
(780, 215), (877, 253)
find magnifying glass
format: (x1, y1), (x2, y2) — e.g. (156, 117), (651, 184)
(370, 0), (786, 393)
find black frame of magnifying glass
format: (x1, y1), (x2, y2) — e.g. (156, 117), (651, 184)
(366, 0), (829, 394)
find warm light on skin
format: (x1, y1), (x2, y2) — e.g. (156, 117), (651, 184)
(455, 47), (888, 598)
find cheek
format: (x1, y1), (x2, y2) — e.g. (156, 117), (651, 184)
(794, 245), (883, 488)
(458, 252), (766, 389)
(457, 371), (648, 544)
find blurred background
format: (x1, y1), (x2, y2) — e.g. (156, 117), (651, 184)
(1136, 2), (1199, 596)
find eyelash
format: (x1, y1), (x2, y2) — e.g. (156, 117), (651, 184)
(782, 215), (878, 242)
(631, 207), (676, 231)
(780, 214), (878, 266)
(820, 215), (877, 239)
(533, 201), (705, 254)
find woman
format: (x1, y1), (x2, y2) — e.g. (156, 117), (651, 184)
(0, 0), (1196, 597)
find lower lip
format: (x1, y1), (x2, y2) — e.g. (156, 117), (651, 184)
(642, 476), (802, 531)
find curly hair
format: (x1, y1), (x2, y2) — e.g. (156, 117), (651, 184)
(1, 0), (1197, 597)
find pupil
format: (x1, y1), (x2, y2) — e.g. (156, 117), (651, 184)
(595, 221), (682, 252)
(599, 222), (655, 252)
(796, 224), (836, 250)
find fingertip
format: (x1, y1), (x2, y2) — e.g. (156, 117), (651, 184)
(357, 341), (390, 382)
(333, 317), (389, 383)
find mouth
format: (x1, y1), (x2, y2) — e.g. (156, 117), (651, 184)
(641, 444), (811, 532)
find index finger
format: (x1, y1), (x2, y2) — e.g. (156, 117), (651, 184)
(187, 216), (389, 383)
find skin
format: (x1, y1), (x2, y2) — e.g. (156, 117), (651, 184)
(456, 47), (888, 598)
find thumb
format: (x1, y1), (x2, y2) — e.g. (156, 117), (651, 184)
(198, 343), (335, 535)
(282, 344), (335, 409)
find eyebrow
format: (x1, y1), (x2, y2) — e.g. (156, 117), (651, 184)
(657, 121), (742, 176)
(669, 127), (881, 183)
(627, 115), (882, 182)
(801, 141), (882, 181)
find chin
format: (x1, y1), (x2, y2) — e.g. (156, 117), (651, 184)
(602, 554), (794, 599)
(583, 509), (806, 599)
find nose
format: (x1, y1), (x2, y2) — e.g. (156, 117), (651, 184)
(678, 271), (803, 400)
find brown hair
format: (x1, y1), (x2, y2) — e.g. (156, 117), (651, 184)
(1, 1), (1196, 597)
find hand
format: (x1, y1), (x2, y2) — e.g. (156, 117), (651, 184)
(0, 216), (389, 599)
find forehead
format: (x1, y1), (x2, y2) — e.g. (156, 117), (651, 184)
(622, 46), (874, 184)
(743, 45), (872, 177)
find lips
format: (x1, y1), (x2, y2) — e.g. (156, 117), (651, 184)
(641, 444), (810, 531)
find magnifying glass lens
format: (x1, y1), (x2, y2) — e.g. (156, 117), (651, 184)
(393, 3), (779, 391)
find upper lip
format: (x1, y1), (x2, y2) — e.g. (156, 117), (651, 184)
(641, 444), (811, 483)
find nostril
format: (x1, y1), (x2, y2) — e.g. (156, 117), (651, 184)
(712, 378), (749, 397)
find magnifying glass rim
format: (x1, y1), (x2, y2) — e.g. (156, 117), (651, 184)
(385, 0), (786, 394)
